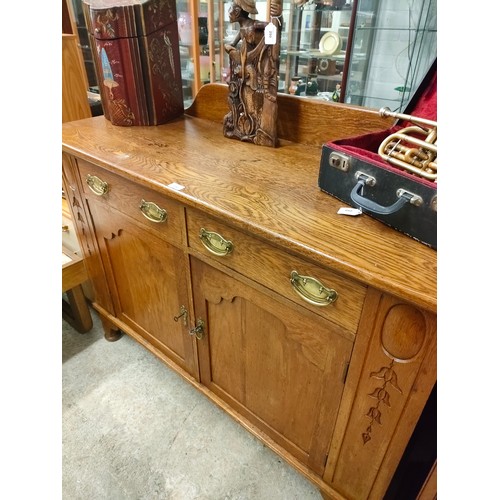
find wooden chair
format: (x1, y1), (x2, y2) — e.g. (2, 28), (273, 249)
(62, 0), (93, 334)
(62, 246), (93, 333)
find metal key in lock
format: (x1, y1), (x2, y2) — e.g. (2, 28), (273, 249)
(189, 319), (205, 340)
(173, 305), (188, 326)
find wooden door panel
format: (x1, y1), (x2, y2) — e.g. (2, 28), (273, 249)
(90, 201), (195, 375)
(192, 258), (353, 474)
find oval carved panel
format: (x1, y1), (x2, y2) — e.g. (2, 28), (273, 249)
(380, 304), (426, 362)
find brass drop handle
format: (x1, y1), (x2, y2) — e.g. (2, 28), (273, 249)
(62, 225), (69, 232)
(290, 270), (338, 307)
(86, 174), (109, 196)
(199, 228), (234, 256)
(139, 199), (168, 223)
(173, 305), (188, 326)
(189, 319), (205, 340)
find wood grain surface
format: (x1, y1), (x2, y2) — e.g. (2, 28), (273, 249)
(62, 34), (91, 123)
(62, 87), (437, 498)
(62, 92), (436, 312)
(186, 82), (393, 145)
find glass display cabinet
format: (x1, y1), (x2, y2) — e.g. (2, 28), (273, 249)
(177, 0), (215, 107)
(343, 0), (437, 111)
(279, 0), (436, 110)
(279, 1), (354, 98)
(176, 0), (270, 107)
(68, 0), (436, 111)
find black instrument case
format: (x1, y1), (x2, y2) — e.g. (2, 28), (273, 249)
(318, 61), (437, 248)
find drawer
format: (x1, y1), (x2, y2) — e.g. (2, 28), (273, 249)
(186, 209), (366, 334)
(77, 159), (185, 247)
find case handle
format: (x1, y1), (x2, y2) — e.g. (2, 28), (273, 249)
(350, 173), (422, 215)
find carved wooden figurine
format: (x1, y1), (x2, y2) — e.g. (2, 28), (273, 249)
(223, 0), (282, 147)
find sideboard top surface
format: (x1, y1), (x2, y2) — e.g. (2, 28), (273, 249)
(62, 107), (437, 312)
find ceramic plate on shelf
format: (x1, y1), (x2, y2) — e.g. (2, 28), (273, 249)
(319, 32), (341, 55)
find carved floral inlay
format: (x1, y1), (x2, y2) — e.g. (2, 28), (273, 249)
(108, 99), (135, 126)
(150, 34), (175, 80)
(147, 0), (176, 30)
(362, 359), (402, 444)
(96, 10), (118, 38)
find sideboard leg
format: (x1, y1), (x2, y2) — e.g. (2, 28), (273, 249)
(100, 317), (123, 342)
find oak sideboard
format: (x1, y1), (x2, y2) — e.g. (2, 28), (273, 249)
(62, 84), (437, 500)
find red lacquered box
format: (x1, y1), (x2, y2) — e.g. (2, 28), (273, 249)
(83, 0), (184, 126)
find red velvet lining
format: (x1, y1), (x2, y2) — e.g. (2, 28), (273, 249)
(326, 68), (437, 188)
(411, 71), (437, 121)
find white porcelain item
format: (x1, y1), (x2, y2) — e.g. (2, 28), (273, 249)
(319, 31), (341, 55)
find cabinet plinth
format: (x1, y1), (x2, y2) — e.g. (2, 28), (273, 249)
(62, 86), (436, 499)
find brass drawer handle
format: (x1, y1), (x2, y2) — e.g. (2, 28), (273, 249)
(290, 270), (338, 307)
(139, 199), (168, 223)
(199, 228), (234, 256)
(86, 174), (109, 196)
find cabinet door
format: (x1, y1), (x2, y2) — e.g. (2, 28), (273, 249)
(89, 200), (196, 376)
(191, 257), (353, 475)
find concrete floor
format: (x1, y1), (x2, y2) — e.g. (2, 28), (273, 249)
(62, 308), (323, 499)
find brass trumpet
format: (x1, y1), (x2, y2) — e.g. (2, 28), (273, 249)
(378, 107), (437, 182)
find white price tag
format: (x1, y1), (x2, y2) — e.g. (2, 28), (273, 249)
(167, 182), (185, 191)
(337, 207), (362, 216)
(264, 23), (277, 45)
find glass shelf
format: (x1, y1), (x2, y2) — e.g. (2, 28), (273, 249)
(343, 0), (437, 111)
(279, 0), (436, 109)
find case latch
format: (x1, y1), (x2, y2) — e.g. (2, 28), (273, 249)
(328, 152), (351, 172)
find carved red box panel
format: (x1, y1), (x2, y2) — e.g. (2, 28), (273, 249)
(83, 0), (184, 126)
